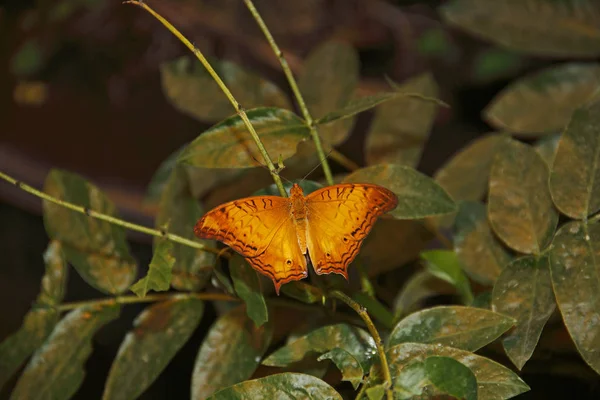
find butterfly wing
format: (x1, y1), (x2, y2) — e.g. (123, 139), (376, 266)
(305, 183), (398, 278)
(195, 195), (307, 293)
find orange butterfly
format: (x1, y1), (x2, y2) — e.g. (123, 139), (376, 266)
(194, 183), (398, 293)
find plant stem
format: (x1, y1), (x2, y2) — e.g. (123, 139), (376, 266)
(57, 292), (239, 312)
(242, 0), (334, 186)
(0, 171), (223, 254)
(330, 149), (360, 172)
(125, 0), (286, 197)
(329, 290), (393, 400)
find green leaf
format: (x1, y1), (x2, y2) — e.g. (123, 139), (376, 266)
(421, 250), (474, 305)
(388, 306), (515, 351)
(144, 145), (185, 204)
(365, 384), (386, 400)
(389, 361), (428, 399)
(299, 40), (359, 145)
(454, 201), (512, 285)
(0, 241), (67, 388)
(207, 373), (342, 399)
(366, 73), (440, 167)
(156, 167), (214, 291)
(387, 343), (530, 399)
(550, 98), (600, 219)
(550, 220), (600, 374)
(393, 270), (457, 321)
(192, 305), (273, 399)
(263, 323), (376, 372)
(10, 39), (44, 76)
(10, 305), (120, 400)
(43, 169), (137, 294)
(103, 298), (204, 400)
(160, 56), (291, 122)
(230, 254), (268, 327)
(492, 256), (556, 370)
(424, 356), (477, 400)
(434, 134), (507, 203)
(441, 1), (600, 58)
(344, 164), (457, 219)
(488, 139), (558, 254)
(484, 63), (600, 134)
(317, 348), (363, 389)
(177, 107), (309, 168)
(472, 47), (524, 84)
(130, 239), (175, 297)
(280, 282), (325, 304)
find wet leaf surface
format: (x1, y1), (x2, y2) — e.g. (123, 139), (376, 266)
(488, 139), (558, 254)
(0, 241), (67, 388)
(550, 97), (600, 219)
(441, 1), (600, 58)
(421, 250), (474, 305)
(484, 63), (600, 134)
(178, 107), (309, 168)
(344, 164), (456, 219)
(43, 169), (137, 294)
(366, 74), (440, 167)
(388, 306), (514, 351)
(230, 254), (268, 327)
(317, 348), (363, 389)
(387, 343), (530, 400)
(492, 256), (556, 370)
(550, 220), (600, 374)
(103, 298), (204, 400)
(130, 239), (175, 297)
(454, 201), (512, 285)
(207, 373), (342, 399)
(192, 305), (273, 399)
(156, 167), (215, 291)
(10, 305), (120, 400)
(425, 356), (477, 400)
(262, 323), (377, 372)
(161, 56), (291, 122)
(298, 40), (359, 145)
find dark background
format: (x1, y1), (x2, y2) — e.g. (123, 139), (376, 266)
(1, 0), (599, 398)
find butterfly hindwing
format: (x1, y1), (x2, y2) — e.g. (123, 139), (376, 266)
(305, 184), (397, 277)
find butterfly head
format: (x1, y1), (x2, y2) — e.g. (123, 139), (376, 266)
(290, 183), (304, 197)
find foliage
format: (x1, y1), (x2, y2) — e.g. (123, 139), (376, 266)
(3, 0), (600, 399)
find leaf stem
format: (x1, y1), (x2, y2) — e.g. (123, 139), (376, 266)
(329, 290), (393, 400)
(0, 171), (222, 254)
(57, 292), (239, 312)
(242, 0), (334, 186)
(125, 0), (287, 197)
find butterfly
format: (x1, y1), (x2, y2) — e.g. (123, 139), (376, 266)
(194, 183), (398, 293)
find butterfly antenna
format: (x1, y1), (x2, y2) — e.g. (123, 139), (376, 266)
(301, 150), (333, 182)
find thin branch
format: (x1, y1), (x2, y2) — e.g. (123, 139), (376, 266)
(57, 292), (239, 312)
(0, 171), (223, 254)
(125, 0), (287, 197)
(329, 290), (393, 400)
(241, 0), (335, 186)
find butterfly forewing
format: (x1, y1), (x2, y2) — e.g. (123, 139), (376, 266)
(305, 184), (398, 277)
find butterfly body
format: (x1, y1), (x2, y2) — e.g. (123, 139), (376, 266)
(195, 183), (397, 293)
